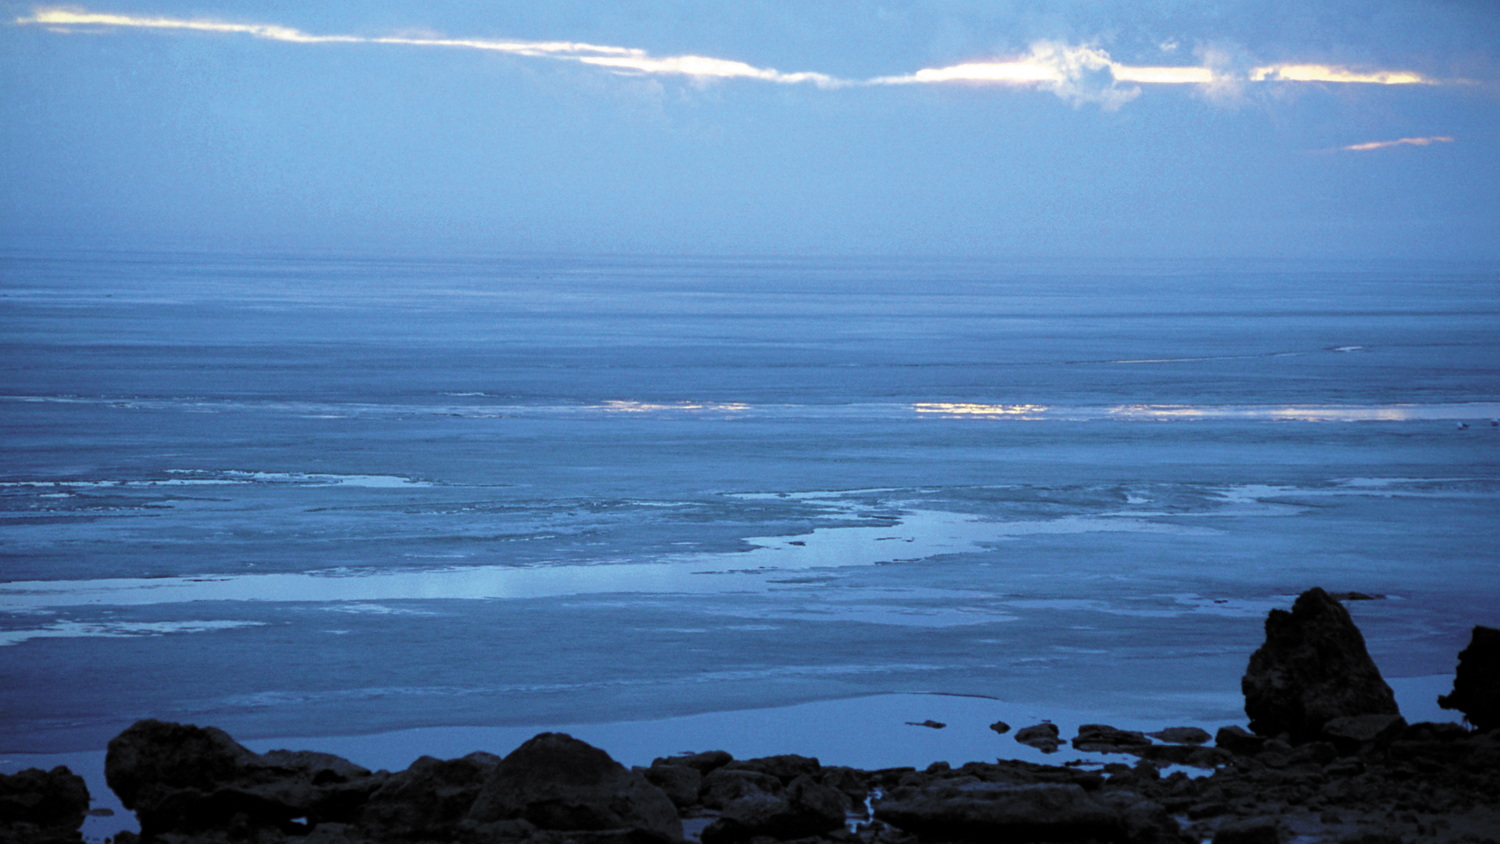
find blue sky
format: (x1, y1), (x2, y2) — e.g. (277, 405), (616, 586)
(2, 1), (1497, 258)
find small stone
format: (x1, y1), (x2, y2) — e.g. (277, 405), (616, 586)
(1014, 723), (1062, 753)
(989, 721), (1011, 735)
(1072, 724), (1151, 752)
(1149, 726), (1212, 745)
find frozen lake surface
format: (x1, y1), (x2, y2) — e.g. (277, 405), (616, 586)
(2, 251), (1497, 786)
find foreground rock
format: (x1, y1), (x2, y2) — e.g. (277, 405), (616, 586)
(876, 782), (1123, 842)
(468, 732), (681, 842)
(358, 751), (499, 841)
(101, 713), (1500, 844)
(96, 591), (1498, 843)
(0, 766), (89, 844)
(1438, 624), (1500, 732)
(1241, 587), (1400, 741)
(107, 719), (382, 839)
(699, 775), (847, 844)
(1013, 723), (1062, 753)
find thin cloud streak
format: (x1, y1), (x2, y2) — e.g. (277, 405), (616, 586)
(14, 6), (1443, 101)
(1340, 136), (1454, 152)
(1250, 65), (1433, 85)
(17, 7), (845, 87)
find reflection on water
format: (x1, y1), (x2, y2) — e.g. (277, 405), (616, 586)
(906, 401), (1500, 422)
(1108, 404), (1207, 419)
(0, 505), (1213, 616)
(8, 393), (1499, 424)
(598, 400), (751, 413)
(913, 403), (1050, 418)
(1101, 403), (1499, 422)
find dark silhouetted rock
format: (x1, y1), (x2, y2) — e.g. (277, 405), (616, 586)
(641, 763), (702, 810)
(1212, 816), (1282, 844)
(1149, 727), (1211, 745)
(876, 782), (1120, 841)
(359, 752), (499, 840)
(1214, 726), (1265, 756)
(1287, 740), (1338, 767)
(1014, 723), (1062, 753)
(700, 768), (784, 810)
(699, 775), (846, 843)
(1438, 624), (1500, 732)
(467, 732), (681, 841)
(105, 719), (382, 837)
(0, 766), (89, 844)
(653, 750), (733, 775)
(1242, 588), (1399, 741)
(1124, 743), (1232, 769)
(1098, 791), (1193, 844)
(1400, 720), (1469, 742)
(723, 754), (821, 784)
(990, 720), (1011, 735)
(105, 720), (256, 820)
(1073, 724), (1152, 752)
(818, 765), (869, 805)
(1319, 714), (1407, 754)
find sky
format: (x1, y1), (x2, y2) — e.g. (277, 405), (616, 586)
(1, 1), (1497, 259)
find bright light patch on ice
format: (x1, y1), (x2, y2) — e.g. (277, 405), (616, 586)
(913, 403), (1049, 418)
(0, 507), (1210, 611)
(597, 401), (751, 413)
(0, 619), (265, 647)
(0, 470), (432, 489)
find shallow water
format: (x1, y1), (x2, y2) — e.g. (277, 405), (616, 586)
(1, 251), (1498, 778)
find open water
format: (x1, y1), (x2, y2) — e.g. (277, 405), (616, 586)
(2, 250), (1498, 771)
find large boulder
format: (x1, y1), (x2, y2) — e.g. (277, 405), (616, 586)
(652, 750), (732, 775)
(876, 781), (1121, 841)
(1437, 625), (1500, 732)
(722, 754), (820, 784)
(467, 732), (681, 842)
(104, 719), (381, 837)
(699, 775), (847, 843)
(641, 762), (703, 810)
(699, 768), (783, 810)
(359, 752), (500, 841)
(1242, 588), (1400, 742)
(0, 766), (89, 844)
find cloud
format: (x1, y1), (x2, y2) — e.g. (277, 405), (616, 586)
(1250, 64), (1434, 85)
(870, 42), (1145, 110)
(16, 7), (844, 87)
(869, 41), (1226, 109)
(12, 6), (1448, 108)
(1338, 136), (1454, 152)
(577, 54), (839, 87)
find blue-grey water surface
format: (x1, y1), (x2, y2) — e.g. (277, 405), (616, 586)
(2, 250), (1498, 756)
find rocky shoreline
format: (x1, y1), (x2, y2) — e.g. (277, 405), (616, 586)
(4, 588), (1496, 844)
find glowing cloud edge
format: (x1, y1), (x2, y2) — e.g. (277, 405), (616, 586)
(1339, 136), (1455, 152)
(15, 6), (1443, 95)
